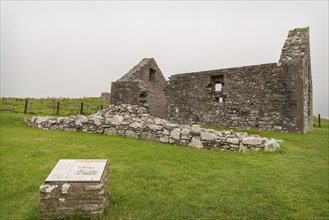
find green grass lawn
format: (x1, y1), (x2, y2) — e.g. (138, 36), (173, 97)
(0, 100), (328, 219)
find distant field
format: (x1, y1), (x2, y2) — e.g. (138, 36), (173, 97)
(0, 97), (110, 116)
(0, 98), (328, 219)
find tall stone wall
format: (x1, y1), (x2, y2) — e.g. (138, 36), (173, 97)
(110, 27), (312, 134)
(279, 27), (313, 133)
(166, 63), (297, 132)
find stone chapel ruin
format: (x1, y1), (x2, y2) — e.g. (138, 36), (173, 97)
(111, 27), (313, 134)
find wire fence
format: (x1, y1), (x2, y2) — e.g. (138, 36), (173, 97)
(1, 97), (110, 116)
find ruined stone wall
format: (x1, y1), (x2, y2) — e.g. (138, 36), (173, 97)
(166, 63), (298, 132)
(110, 27), (312, 134)
(279, 27), (313, 133)
(25, 104), (280, 152)
(111, 58), (167, 119)
(111, 80), (145, 106)
(164, 27), (312, 133)
(303, 60), (313, 132)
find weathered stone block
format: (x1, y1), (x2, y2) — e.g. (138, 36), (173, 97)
(111, 115), (123, 125)
(264, 139), (280, 151)
(230, 144), (239, 149)
(36, 117), (48, 124)
(190, 137), (203, 149)
(126, 130), (138, 138)
(40, 159), (109, 219)
(181, 128), (190, 136)
(200, 131), (218, 141)
(170, 128), (181, 140)
(191, 125), (201, 134)
(129, 122), (143, 129)
(227, 138), (239, 145)
(93, 116), (103, 126)
(160, 137), (169, 143)
(162, 129), (170, 135)
(165, 123), (178, 130)
(154, 118), (166, 125)
(239, 143), (247, 153)
(140, 132), (157, 141)
(104, 127), (116, 135)
(181, 135), (190, 140)
(149, 124), (163, 131)
(242, 137), (265, 146)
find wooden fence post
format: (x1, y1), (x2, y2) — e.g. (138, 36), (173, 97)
(101, 105), (103, 110)
(80, 102), (84, 115)
(56, 102), (60, 115)
(318, 114), (321, 127)
(24, 98), (28, 114)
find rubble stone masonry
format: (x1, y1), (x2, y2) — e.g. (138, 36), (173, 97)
(111, 27), (312, 133)
(26, 104), (280, 152)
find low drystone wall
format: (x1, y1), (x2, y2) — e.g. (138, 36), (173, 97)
(25, 104), (280, 152)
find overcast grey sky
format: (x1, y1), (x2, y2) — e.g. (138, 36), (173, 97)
(1, 1), (328, 117)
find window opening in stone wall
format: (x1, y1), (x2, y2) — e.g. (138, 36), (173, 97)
(215, 83), (222, 92)
(149, 68), (156, 82)
(211, 75), (225, 103)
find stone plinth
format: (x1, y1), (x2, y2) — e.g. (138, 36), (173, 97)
(40, 159), (109, 219)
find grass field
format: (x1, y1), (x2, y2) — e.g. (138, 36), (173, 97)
(0, 97), (110, 116)
(0, 98), (328, 219)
